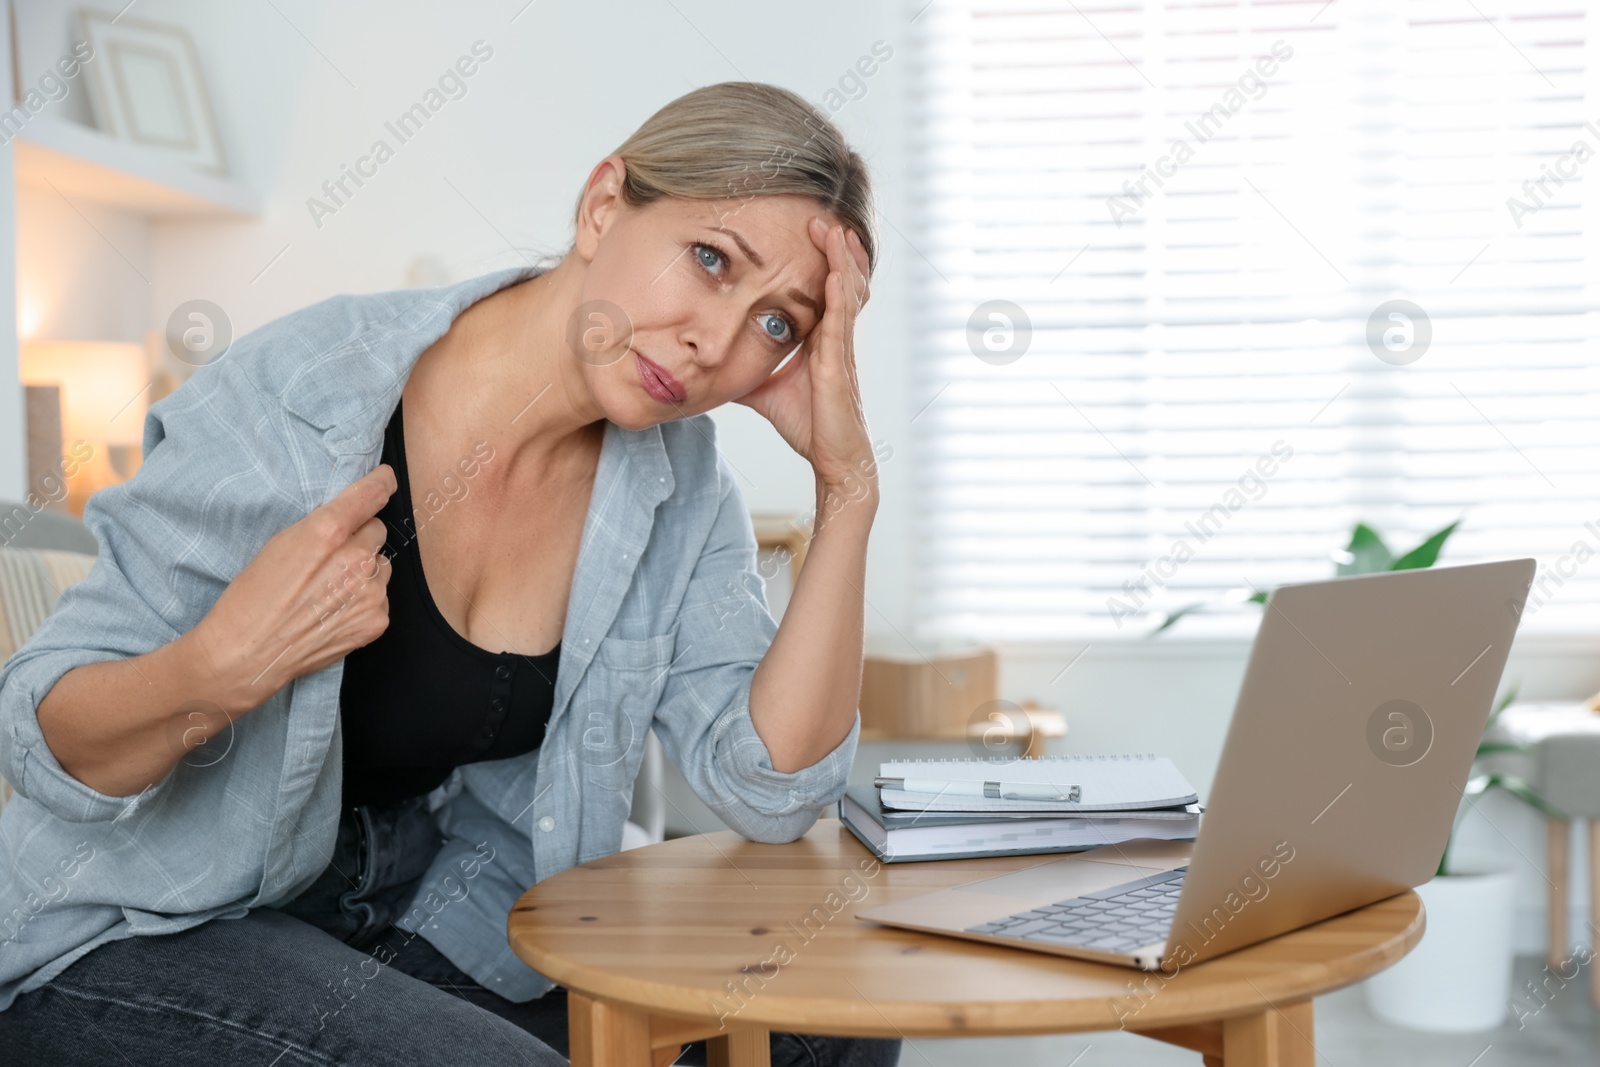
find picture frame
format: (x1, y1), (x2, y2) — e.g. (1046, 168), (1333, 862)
(74, 8), (228, 176)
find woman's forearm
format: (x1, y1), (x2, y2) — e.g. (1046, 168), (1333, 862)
(35, 626), (247, 799)
(748, 476), (878, 773)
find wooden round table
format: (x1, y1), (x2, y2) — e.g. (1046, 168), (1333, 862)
(508, 821), (1423, 1067)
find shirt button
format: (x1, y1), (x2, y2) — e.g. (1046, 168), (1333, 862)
(490, 697), (506, 712)
(495, 664), (512, 680)
(538, 816), (556, 832)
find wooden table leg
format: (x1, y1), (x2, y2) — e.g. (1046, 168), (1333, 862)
(705, 1025), (771, 1067)
(1549, 817), (1571, 969)
(1589, 820), (1600, 1009)
(1140, 1020), (1223, 1060)
(1219, 1000), (1314, 1067)
(569, 990), (652, 1066)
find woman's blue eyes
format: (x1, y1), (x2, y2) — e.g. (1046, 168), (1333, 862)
(757, 312), (795, 345)
(691, 244), (723, 273)
(691, 242), (798, 347)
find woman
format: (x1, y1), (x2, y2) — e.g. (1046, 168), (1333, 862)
(0, 82), (897, 1065)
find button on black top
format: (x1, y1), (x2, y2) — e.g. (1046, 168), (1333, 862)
(339, 399), (560, 808)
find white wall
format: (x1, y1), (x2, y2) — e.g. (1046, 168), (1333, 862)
(17, 187), (153, 342)
(10, 0), (1598, 955)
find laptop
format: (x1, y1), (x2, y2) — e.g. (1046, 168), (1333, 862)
(856, 558), (1536, 972)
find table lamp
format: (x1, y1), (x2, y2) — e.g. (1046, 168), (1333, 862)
(20, 340), (151, 517)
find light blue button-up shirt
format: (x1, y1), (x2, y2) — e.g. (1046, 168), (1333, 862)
(0, 264), (858, 1011)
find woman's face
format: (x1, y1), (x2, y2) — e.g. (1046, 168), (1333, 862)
(571, 165), (840, 431)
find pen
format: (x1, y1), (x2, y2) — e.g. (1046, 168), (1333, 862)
(874, 777), (1082, 802)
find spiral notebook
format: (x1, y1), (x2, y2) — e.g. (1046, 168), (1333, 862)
(876, 754), (1199, 813)
(839, 785), (1203, 862)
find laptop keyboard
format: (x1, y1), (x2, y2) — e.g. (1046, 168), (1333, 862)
(965, 867), (1187, 954)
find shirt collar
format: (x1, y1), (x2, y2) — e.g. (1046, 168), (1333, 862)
(278, 264), (675, 508)
(280, 264), (539, 451)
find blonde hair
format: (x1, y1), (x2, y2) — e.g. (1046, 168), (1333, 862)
(575, 81), (878, 277)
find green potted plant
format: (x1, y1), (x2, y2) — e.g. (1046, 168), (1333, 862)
(1151, 519), (1463, 634)
(1155, 519), (1563, 1030)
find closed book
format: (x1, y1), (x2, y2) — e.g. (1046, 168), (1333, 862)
(839, 784), (1202, 863)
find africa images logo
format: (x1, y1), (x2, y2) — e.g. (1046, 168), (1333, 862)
(1366, 699), (1434, 768)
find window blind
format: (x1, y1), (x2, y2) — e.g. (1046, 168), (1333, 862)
(908, 0), (1600, 640)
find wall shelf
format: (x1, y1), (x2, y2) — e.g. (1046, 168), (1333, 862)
(14, 116), (261, 218)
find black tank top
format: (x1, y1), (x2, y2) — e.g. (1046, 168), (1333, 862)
(338, 398), (560, 808)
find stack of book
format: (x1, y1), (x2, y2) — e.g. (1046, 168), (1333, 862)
(839, 754), (1202, 863)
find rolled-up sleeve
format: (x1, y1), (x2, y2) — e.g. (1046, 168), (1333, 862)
(0, 366), (306, 823)
(650, 450), (859, 844)
(3, 641), (169, 824)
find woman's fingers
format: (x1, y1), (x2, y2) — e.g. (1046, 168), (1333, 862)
(245, 470), (397, 679)
(844, 228), (870, 308)
(808, 216), (868, 309)
(801, 217), (869, 416)
(817, 265), (847, 380)
(355, 515), (388, 556)
(827, 227), (865, 394)
(807, 215), (869, 295)
(809, 214), (832, 251)
(313, 463), (396, 544)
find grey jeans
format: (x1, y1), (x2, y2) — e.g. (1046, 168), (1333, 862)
(0, 793), (901, 1067)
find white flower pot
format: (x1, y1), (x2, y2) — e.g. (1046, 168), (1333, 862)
(1363, 867), (1517, 1032)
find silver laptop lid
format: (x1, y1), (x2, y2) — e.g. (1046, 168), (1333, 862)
(1166, 558), (1535, 969)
